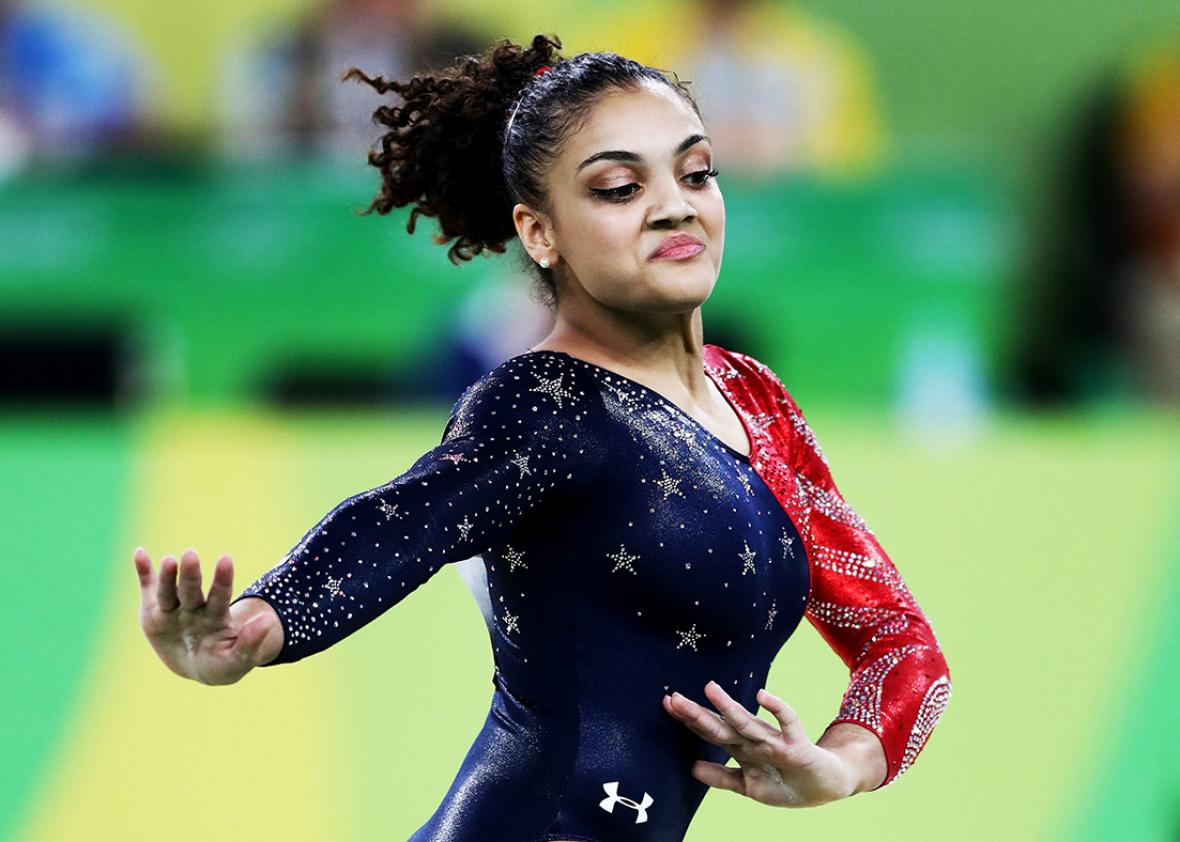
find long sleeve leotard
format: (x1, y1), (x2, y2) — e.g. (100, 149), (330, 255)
(231, 344), (952, 842)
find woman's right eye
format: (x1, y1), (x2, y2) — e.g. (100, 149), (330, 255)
(590, 183), (640, 203)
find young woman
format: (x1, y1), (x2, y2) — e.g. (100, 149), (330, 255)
(132, 34), (952, 842)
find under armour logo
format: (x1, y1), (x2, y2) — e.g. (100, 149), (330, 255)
(598, 781), (654, 824)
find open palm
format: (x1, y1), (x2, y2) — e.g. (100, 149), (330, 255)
(662, 680), (855, 807)
(132, 547), (276, 685)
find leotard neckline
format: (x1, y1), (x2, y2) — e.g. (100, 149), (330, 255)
(520, 346), (755, 463)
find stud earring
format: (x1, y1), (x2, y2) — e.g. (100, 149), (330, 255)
(539, 256), (550, 269)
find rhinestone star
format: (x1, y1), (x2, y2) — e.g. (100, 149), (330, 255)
(780, 529), (795, 558)
(325, 576), (345, 598)
(502, 609), (519, 634)
(675, 622), (705, 651)
(654, 468), (685, 499)
(440, 452), (467, 465)
(503, 545), (528, 572)
(607, 544), (639, 574)
(457, 516), (474, 541)
(765, 600), (778, 630)
(529, 372), (576, 409)
(511, 452), (532, 477)
(739, 540), (757, 575)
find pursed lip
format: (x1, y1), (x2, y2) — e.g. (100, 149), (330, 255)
(649, 233), (705, 261)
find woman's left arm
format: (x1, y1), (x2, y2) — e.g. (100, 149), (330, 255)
(767, 367), (953, 791)
(663, 352), (952, 805)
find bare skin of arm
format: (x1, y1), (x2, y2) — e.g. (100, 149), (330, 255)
(133, 546), (284, 685)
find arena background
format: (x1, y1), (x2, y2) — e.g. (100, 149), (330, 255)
(3, 0), (1179, 839)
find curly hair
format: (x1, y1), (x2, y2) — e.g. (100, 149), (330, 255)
(340, 34), (700, 309)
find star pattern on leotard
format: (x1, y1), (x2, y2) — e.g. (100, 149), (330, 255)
(529, 372), (576, 409)
(503, 545), (528, 572)
(608, 544), (639, 574)
(511, 452), (532, 477)
(675, 622), (705, 651)
(739, 540), (757, 575)
(654, 468), (685, 499)
(232, 345), (951, 797)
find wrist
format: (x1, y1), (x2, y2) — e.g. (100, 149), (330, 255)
(231, 596), (284, 666)
(816, 721), (888, 796)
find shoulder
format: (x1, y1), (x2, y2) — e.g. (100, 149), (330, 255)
(441, 351), (606, 443)
(704, 342), (800, 411)
(705, 342), (830, 467)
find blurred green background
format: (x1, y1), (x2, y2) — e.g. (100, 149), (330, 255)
(2, 0), (1178, 840)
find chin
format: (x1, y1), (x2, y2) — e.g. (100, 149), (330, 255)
(643, 267), (717, 308)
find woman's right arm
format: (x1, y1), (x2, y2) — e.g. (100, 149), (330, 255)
(134, 354), (607, 681)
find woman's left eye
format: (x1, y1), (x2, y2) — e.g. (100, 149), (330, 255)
(686, 168), (720, 186)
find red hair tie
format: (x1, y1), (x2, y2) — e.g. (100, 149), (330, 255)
(534, 65), (553, 76)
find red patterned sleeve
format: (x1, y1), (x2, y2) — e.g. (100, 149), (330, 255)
(746, 356), (953, 790)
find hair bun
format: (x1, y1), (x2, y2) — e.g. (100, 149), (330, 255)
(342, 34), (565, 264)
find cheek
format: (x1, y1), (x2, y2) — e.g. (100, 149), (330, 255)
(573, 209), (638, 258)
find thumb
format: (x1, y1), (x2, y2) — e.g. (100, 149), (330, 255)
(235, 611), (275, 665)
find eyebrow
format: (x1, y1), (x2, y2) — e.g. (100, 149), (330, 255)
(576, 133), (711, 172)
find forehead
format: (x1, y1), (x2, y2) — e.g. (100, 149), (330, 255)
(559, 82), (706, 165)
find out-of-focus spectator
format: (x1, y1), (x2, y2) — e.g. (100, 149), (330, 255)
(218, 0), (482, 159)
(1112, 48), (1180, 404)
(1011, 45), (1180, 407)
(0, 0), (154, 174)
(601, 0), (886, 179)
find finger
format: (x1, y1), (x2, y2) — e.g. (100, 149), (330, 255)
(756, 688), (809, 745)
(133, 546), (154, 589)
(704, 680), (781, 745)
(176, 548), (204, 610)
(204, 554), (235, 618)
(156, 554), (180, 612)
(692, 759), (746, 794)
(664, 691), (742, 747)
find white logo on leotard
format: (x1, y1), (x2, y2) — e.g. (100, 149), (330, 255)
(598, 781), (654, 824)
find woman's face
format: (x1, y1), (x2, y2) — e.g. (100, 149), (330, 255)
(521, 80), (725, 314)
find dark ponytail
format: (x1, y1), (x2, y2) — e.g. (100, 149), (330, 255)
(342, 34), (699, 307)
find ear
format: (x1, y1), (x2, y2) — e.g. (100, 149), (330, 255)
(513, 202), (556, 267)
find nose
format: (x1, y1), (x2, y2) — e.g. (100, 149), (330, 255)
(646, 173), (697, 228)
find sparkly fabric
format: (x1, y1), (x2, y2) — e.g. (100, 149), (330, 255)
(231, 344), (950, 840)
(712, 350), (953, 791)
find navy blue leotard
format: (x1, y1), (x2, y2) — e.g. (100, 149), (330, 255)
(231, 344), (951, 841)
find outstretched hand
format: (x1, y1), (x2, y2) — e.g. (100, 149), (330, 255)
(662, 680), (857, 807)
(132, 547), (279, 685)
